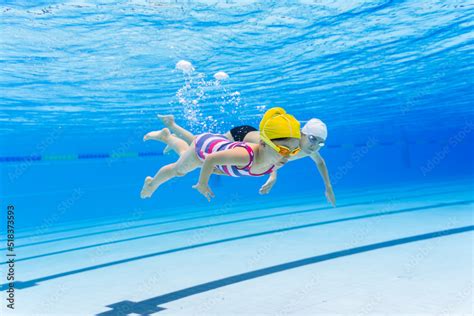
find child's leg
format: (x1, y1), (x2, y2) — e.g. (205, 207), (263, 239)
(157, 114), (195, 144)
(143, 128), (188, 156)
(140, 143), (201, 198)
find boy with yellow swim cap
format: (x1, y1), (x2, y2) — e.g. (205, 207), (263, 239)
(141, 107), (301, 201)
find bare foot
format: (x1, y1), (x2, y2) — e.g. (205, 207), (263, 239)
(157, 114), (175, 127)
(143, 128), (171, 142)
(140, 176), (156, 198)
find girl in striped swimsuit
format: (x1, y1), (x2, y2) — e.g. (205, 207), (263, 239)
(140, 107), (301, 201)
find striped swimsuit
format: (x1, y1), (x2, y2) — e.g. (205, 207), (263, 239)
(194, 133), (274, 177)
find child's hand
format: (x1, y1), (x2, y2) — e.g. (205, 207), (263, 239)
(259, 179), (275, 195)
(325, 187), (336, 207)
(192, 182), (215, 202)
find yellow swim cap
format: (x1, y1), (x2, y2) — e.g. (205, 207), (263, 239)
(259, 107), (301, 140)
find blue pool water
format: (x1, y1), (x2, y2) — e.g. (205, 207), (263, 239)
(0, 1), (473, 315)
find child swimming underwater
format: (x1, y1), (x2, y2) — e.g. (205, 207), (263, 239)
(140, 107), (301, 201)
(156, 113), (336, 206)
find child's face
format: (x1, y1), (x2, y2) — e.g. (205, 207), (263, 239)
(300, 134), (322, 154)
(265, 138), (300, 164)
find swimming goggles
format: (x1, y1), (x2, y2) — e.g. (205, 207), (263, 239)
(263, 138), (301, 156)
(308, 134), (325, 147)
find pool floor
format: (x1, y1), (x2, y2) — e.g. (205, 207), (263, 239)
(1, 180), (473, 315)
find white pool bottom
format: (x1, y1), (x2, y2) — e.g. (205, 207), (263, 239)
(1, 180), (473, 315)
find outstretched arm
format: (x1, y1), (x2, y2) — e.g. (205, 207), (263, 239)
(259, 170), (278, 194)
(193, 147), (250, 201)
(311, 152), (336, 206)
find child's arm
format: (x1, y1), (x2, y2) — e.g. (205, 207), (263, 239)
(310, 152), (336, 206)
(259, 170), (278, 194)
(193, 147), (250, 201)
(212, 168), (226, 175)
